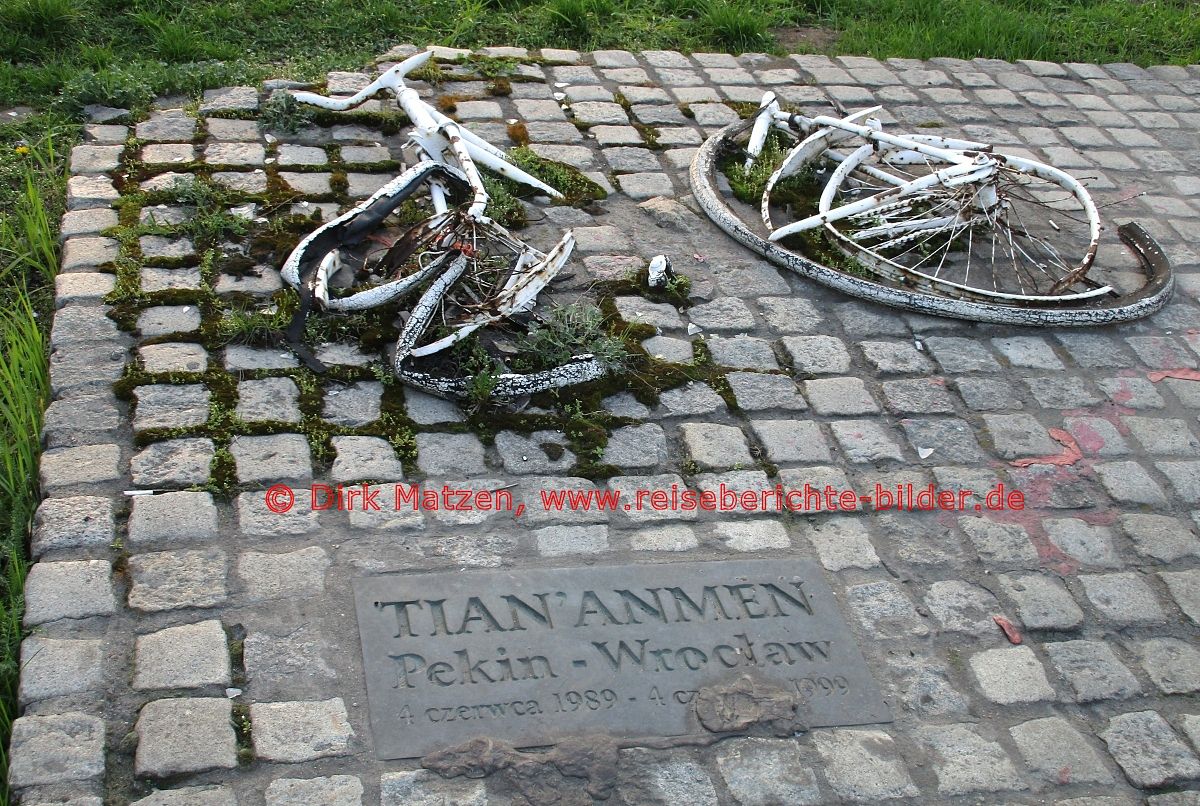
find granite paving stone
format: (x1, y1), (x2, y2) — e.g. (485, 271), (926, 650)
(687, 297), (756, 331)
(1080, 572), (1167, 625)
(750, 419), (830, 463)
(416, 432), (486, 476)
(847, 581), (929, 638)
(322, 381), (382, 426)
(127, 549), (227, 612)
(1119, 513), (1200, 562)
(1160, 569), (1200, 625)
(812, 729), (918, 801)
(602, 424), (667, 470)
(715, 738), (821, 804)
(982, 413), (1058, 458)
(881, 378), (955, 413)
(1134, 638), (1200, 694)
(924, 580), (1002, 633)
(250, 698), (354, 762)
(133, 620), (231, 689)
(265, 776), (364, 806)
(379, 770), (486, 806)
(23, 560), (115, 624)
(999, 573), (1085, 629)
(782, 336), (850, 375)
(1046, 640), (1142, 702)
(135, 698), (237, 776)
(920, 724), (1026, 795)
(326, 437), (404, 484)
(1010, 717), (1114, 784)
(230, 434), (312, 483)
(725, 372), (806, 411)
(959, 517), (1039, 565)
(133, 384), (210, 432)
(829, 420), (904, 463)
(18, 637), (105, 704)
(680, 422), (752, 469)
(1100, 711), (1200, 788)
(128, 491), (219, 546)
(9, 713), (105, 789)
(642, 335), (693, 363)
(614, 296), (681, 328)
(31, 496), (114, 557)
(1094, 460), (1170, 505)
(969, 645), (1056, 703)
(900, 418), (987, 463)
(925, 337), (1001, 372)
(860, 341), (934, 374)
(705, 335), (779, 370)
(955, 376), (1023, 410)
(804, 378), (879, 415)
(236, 547), (330, 602)
(236, 377), (301, 423)
(804, 518), (880, 570)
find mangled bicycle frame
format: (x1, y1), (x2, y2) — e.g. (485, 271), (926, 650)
(692, 92), (1171, 325)
(280, 50), (609, 398)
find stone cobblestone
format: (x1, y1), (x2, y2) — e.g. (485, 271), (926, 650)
(969, 645), (1056, 703)
(135, 698), (237, 777)
(127, 549), (227, 612)
(27, 44), (1200, 806)
(1046, 639), (1142, 702)
(1101, 711), (1200, 788)
(32, 496), (113, 557)
(813, 729), (917, 800)
(250, 698), (354, 762)
(19, 638), (104, 704)
(921, 723), (1025, 795)
(133, 620), (231, 690)
(24, 560), (115, 624)
(9, 713), (105, 789)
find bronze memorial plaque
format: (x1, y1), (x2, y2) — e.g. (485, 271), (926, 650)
(353, 559), (892, 759)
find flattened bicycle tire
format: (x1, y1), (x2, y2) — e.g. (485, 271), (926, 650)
(689, 120), (1173, 327)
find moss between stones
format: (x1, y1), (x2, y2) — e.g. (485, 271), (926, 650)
(506, 121), (530, 146)
(106, 86), (760, 487)
(231, 702), (254, 765)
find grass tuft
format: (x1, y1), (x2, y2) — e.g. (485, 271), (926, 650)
(0, 127), (63, 805)
(700, 0), (771, 52)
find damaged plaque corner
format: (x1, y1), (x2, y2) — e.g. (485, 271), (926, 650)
(421, 673), (810, 804)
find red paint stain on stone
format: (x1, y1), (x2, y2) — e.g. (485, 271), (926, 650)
(1149, 368), (1200, 383)
(1010, 429), (1082, 468)
(1066, 419), (1106, 455)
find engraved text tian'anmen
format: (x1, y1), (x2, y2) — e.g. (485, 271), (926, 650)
(376, 581), (825, 689)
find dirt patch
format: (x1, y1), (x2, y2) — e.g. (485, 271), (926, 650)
(771, 26), (839, 53)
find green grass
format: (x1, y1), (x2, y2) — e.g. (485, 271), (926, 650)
(1, 0), (1196, 110)
(815, 0), (1200, 65)
(0, 122), (64, 806)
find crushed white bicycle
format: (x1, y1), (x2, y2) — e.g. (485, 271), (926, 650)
(279, 49), (612, 399)
(690, 92), (1172, 326)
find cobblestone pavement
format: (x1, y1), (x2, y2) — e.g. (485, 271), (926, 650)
(18, 43), (1200, 805)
